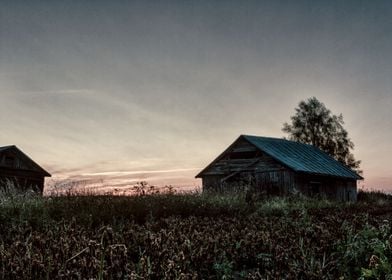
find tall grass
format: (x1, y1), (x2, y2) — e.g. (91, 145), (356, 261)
(0, 181), (384, 230)
(1, 181), (392, 279)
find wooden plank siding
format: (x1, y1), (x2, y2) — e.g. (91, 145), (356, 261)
(294, 174), (357, 201)
(0, 167), (45, 192)
(202, 139), (291, 193)
(255, 170), (296, 195)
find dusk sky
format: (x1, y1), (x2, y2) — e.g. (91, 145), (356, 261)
(1, 1), (392, 192)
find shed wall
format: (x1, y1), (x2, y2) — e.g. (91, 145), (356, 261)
(294, 174), (357, 202)
(0, 168), (45, 193)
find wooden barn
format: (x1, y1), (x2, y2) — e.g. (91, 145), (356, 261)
(0, 145), (51, 194)
(196, 135), (362, 202)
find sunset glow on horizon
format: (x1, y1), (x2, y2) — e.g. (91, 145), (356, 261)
(1, 1), (392, 193)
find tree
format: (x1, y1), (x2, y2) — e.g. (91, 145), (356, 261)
(282, 97), (361, 173)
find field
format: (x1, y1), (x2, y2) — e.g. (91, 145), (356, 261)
(1, 187), (392, 279)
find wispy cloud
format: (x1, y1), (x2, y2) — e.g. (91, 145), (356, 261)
(23, 89), (94, 95)
(81, 168), (201, 177)
(45, 166), (201, 195)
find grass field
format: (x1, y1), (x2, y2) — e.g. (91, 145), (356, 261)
(1, 186), (392, 279)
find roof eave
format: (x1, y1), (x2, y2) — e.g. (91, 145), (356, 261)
(0, 165), (51, 177)
(296, 170), (363, 180)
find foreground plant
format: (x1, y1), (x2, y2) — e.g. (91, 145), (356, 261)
(0, 190), (391, 279)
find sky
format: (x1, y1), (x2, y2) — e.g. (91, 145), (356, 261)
(1, 0), (392, 192)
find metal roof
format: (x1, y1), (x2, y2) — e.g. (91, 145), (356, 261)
(242, 135), (362, 180)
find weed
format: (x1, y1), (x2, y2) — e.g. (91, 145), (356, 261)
(0, 187), (391, 279)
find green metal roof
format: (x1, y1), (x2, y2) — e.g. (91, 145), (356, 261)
(242, 135), (362, 180)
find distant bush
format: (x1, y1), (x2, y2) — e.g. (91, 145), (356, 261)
(358, 189), (392, 205)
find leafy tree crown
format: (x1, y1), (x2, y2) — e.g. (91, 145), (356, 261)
(282, 97), (361, 173)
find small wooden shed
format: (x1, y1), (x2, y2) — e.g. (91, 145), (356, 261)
(196, 135), (362, 202)
(0, 145), (51, 193)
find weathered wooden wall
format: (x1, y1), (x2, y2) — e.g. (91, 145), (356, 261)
(202, 138), (283, 176)
(294, 174), (357, 202)
(0, 151), (35, 170)
(255, 170), (296, 195)
(0, 168), (45, 193)
(202, 138), (292, 193)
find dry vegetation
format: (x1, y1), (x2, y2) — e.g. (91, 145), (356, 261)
(1, 184), (392, 279)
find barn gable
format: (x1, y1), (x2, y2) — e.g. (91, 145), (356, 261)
(196, 137), (295, 193)
(196, 137), (284, 177)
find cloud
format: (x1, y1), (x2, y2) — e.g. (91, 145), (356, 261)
(81, 167), (201, 177)
(3, 1), (392, 192)
(25, 89), (95, 95)
(45, 166), (201, 195)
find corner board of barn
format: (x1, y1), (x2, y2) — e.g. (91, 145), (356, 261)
(196, 135), (363, 202)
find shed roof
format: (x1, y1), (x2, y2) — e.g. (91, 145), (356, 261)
(196, 135), (362, 180)
(0, 145), (51, 177)
(0, 145), (14, 152)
